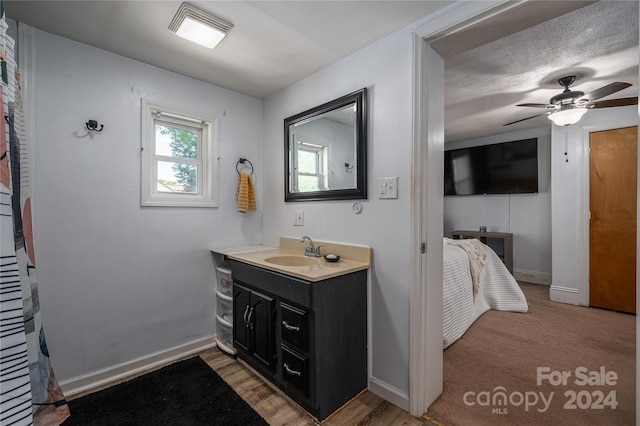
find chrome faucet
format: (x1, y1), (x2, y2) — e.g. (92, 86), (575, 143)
(300, 236), (321, 257)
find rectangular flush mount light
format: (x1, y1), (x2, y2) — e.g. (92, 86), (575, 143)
(169, 3), (233, 49)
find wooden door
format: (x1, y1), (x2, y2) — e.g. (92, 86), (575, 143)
(590, 126), (637, 313)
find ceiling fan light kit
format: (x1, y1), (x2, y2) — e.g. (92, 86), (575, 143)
(548, 106), (588, 126)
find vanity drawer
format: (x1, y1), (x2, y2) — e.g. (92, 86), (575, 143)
(281, 302), (308, 351)
(281, 345), (309, 397)
(230, 260), (311, 308)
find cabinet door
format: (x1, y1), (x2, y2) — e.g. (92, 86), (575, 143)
(233, 284), (251, 352)
(250, 291), (276, 372)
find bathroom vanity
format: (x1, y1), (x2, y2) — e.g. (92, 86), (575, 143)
(223, 237), (371, 421)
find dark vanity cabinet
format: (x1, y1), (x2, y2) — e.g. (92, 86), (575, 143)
(230, 260), (367, 421)
(232, 284), (277, 372)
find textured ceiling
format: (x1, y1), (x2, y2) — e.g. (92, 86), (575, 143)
(444, 0), (639, 142)
(5, 1), (639, 143)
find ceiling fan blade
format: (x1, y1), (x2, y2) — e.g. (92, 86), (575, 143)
(503, 114), (547, 126)
(589, 96), (638, 109)
(516, 103), (555, 109)
(581, 82), (632, 103)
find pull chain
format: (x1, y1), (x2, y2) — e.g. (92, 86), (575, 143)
(564, 129), (569, 163)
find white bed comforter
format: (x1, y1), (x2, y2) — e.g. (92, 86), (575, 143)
(443, 238), (528, 348)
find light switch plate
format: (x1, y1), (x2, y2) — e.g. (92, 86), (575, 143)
(378, 177), (398, 199)
(293, 211), (304, 226)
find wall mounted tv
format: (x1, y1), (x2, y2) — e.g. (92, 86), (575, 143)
(444, 138), (538, 196)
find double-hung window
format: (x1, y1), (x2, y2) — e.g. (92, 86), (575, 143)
(141, 100), (219, 207)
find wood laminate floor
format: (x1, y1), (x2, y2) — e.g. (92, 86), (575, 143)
(200, 348), (438, 426)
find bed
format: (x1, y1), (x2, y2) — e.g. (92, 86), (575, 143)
(443, 237), (528, 348)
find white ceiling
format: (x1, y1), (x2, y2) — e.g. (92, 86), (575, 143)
(5, 0), (452, 98)
(5, 1), (639, 143)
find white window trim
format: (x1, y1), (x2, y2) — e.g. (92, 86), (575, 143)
(141, 99), (219, 207)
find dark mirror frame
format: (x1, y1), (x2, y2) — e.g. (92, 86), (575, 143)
(284, 88), (368, 202)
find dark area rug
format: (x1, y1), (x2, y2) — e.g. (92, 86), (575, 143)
(62, 356), (268, 425)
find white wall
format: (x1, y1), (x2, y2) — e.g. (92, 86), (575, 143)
(263, 29), (414, 403)
(30, 30), (263, 381)
(550, 105), (637, 305)
(444, 127), (552, 282)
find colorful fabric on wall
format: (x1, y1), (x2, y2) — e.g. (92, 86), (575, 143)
(0, 11), (69, 426)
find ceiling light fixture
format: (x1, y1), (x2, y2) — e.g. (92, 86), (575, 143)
(547, 105), (588, 126)
(169, 3), (233, 49)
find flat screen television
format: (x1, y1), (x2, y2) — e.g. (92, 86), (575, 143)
(444, 138), (538, 195)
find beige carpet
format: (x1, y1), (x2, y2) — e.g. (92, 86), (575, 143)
(427, 282), (635, 426)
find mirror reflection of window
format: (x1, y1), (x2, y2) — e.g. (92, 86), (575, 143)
(289, 111), (354, 193)
(294, 139), (328, 192)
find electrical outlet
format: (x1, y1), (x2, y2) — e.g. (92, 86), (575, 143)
(293, 211), (304, 226)
(378, 177), (398, 199)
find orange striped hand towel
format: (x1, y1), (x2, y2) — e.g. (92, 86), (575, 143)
(237, 172), (257, 213)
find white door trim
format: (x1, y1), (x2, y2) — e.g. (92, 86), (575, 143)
(409, 35), (444, 416)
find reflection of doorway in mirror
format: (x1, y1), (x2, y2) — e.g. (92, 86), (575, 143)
(294, 137), (328, 192)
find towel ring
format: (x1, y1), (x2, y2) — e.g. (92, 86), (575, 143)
(236, 158), (254, 175)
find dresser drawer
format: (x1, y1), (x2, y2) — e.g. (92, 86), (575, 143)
(281, 345), (309, 397)
(281, 302), (308, 351)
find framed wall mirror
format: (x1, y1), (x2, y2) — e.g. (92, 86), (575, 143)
(285, 88), (367, 202)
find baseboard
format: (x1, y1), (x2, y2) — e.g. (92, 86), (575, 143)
(368, 376), (409, 412)
(60, 335), (217, 398)
(549, 285), (582, 306)
(513, 269), (552, 285)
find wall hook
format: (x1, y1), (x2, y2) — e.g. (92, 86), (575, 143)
(86, 120), (104, 132)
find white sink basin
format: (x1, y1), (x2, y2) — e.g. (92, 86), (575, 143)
(264, 255), (319, 267)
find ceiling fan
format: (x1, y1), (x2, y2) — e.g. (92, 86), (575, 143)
(504, 75), (637, 127)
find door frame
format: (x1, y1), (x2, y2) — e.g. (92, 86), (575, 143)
(578, 119), (638, 307)
(408, 0), (524, 415)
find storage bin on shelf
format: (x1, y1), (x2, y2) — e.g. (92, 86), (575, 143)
(215, 265), (236, 356)
(216, 291), (233, 324)
(216, 315), (234, 354)
(216, 266), (233, 296)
